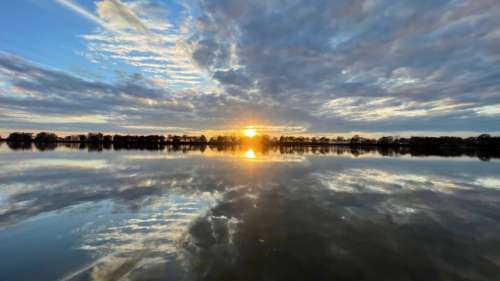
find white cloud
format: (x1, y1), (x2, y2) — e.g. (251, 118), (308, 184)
(0, 108), (110, 124)
(473, 104), (500, 116)
(96, 0), (150, 33)
(318, 97), (472, 121)
(58, 0), (208, 88)
(56, 0), (109, 29)
(474, 178), (500, 190)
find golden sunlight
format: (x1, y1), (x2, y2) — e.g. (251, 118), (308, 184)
(244, 148), (256, 159)
(243, 128), (257, 138)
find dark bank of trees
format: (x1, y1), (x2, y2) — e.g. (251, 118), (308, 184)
(276, 134), (500, 149)
(2, 132), (254, 146)
(2, 131), (500, 150)
(4, 132), (34, 142)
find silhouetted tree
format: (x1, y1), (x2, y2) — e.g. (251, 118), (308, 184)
(7, 132), (33, 142)
(87, 133), (103, 143)
(34, 132), (58, 142)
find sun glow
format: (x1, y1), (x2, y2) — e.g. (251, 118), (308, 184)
(243, 128), (257, 138)
(244, 149), (256, 159)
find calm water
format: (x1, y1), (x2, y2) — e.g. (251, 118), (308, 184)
(1, 144), (500, 281)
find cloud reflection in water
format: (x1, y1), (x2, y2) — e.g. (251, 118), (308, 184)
(0, 148), (499, 280)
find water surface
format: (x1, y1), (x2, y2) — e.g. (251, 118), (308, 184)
(1, 144), (500, 281)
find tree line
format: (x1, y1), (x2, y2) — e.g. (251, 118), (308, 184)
(1, 131), (500, 149)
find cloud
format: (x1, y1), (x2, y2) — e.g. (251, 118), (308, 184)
(57, 0), (150, 34)
(56, 0), (109, 29)
(0, 52), (200, 132)
(57, 0), (207, 87)
(3, 0), (500, 134)
(473, 104), (500, 117)
(317, 97), (473, 121)
(184, 0), (500, 133)
(0, 52), (307, 134)
(96, 0), (150, 33)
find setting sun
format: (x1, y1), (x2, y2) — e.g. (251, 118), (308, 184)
(243, 128), (257, 138)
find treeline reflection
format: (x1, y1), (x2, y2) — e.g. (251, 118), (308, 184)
(2, 141), (499, 161)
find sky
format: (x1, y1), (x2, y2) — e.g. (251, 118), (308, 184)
(0, 0), (499, 137)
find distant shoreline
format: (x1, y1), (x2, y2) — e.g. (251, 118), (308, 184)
(1, 131), (500, 162)
(1, 131), (500, 149)
(2, 139), (499, 149)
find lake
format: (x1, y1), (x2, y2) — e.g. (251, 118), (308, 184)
(1, 143), (500, 281)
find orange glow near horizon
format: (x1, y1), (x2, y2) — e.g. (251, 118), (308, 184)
(243, 128), (257, 138)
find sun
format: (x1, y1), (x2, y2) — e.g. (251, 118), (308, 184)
(243, 128), (257, 138)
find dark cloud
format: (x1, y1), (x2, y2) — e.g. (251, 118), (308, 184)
(213, 69), (253, 89)
(0, 52), (311, 133)
(0, 53), (200, 132)
(187, 0), (500, 132)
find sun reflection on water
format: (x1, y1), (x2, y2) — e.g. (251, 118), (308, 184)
(244, 149), (256, 159)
